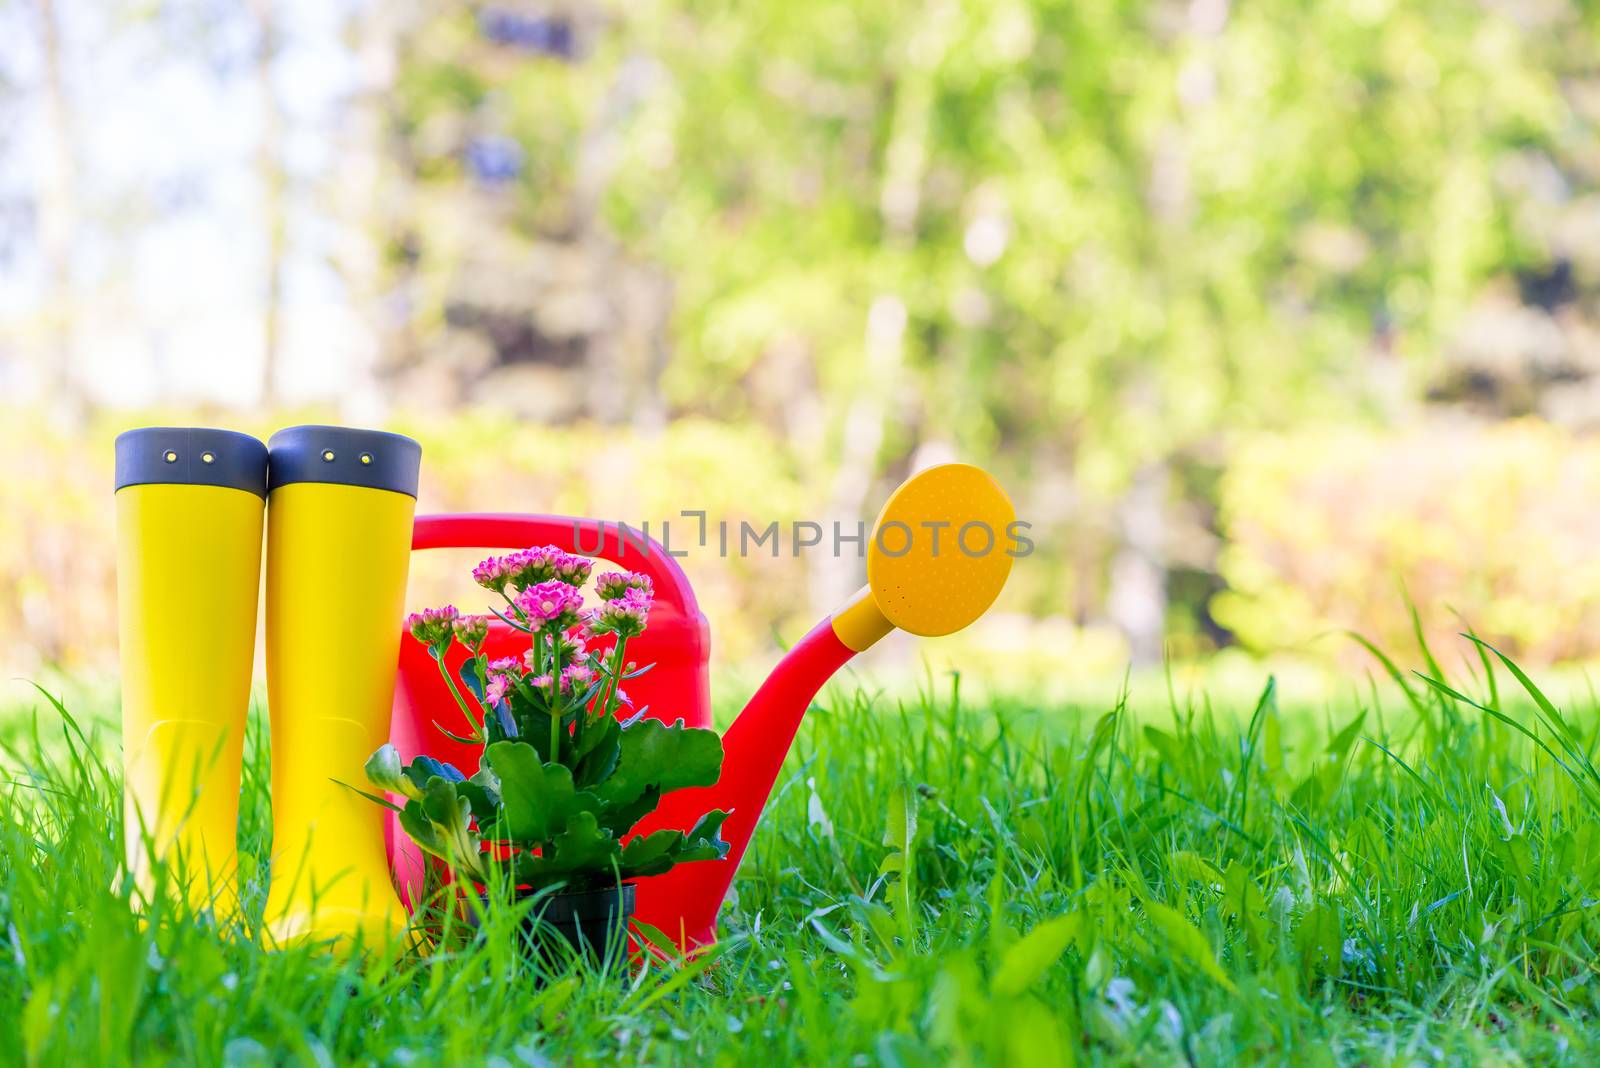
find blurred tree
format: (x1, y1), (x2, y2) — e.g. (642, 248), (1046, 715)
(31, 0), (83, 424)
(315, 0), (1600, 654)
(249, 0), (287, 406)
(598, 0), (1589, 657)
(370, 2), (674, 422)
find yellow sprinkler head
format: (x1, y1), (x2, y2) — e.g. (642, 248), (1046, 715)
(831, 463), (1018, 652)
(867, 463), (1017, 635)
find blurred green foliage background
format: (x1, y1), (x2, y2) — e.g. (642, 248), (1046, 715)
(3, 0), (1600, 688)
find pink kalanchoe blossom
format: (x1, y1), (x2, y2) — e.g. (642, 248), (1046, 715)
(529, 673), (556, 694)
(453, 614), (491, 648)
(593, 570), (653, 602)
(484, 655), (522, 702)
(522, 636), (587, 671)
(515, 580), (585, 628)
(589, 586), (651, 639)
(406, 605), (460, 645)
(553, 552), (594, 587)
(472, 555), (517, 594)
(562, 663), (594, 689)
(485, 673), (511, 707)
(554, 632), (587, 667)
(504, 546), (559, 590)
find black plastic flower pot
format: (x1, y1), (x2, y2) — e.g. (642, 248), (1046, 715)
(519, 883), (635, 970)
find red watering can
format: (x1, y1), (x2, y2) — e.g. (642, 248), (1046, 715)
(386, 463), (1018, 951)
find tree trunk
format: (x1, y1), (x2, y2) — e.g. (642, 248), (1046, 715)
(251, 0), (287, 406)
(1107, 462), (1169, 668)
(335, 0), (410, 422)
(33, 0), (83, 424)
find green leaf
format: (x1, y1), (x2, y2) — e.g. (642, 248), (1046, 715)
(1168, 850), (1223, 887)
(460, 658), (485, 702)
(332, 778), (403, 813)
(397, 777), (485, 881)
(1221, 862), (1273, 956)
(404, 755), (465, 793)
(618, 828), (679, 873)
(1143, 726), (1184, 774)
(514, 810), (622, 888)
(420, 777), (477, 850)
(433, 721), (480, 746)
(1296, 904), (1343, 984)
(679, 808), (731, 861)
(1325, 711), (1367, 760)
(598, 786), (662, 837)
(454, 765), (501, 816)
(364, 744), (418, 799)
(365, 744), (469, 810)
(572, 713), (621, 790)
(397, 799), (443, 856)
(595, 718), (723, 814)
(883, 782), (918, 853)
(1145, 901), (1235, 991)
(483, 741), (597, 842)
(1002, 993), (1075, 1068)
(617, 810), (731, 879)
(991, 913), (1080, 997)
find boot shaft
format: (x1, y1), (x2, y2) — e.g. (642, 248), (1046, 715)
(115, 428), (268, 916)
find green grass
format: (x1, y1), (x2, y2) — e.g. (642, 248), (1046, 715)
(3, 640), (1600, 1065)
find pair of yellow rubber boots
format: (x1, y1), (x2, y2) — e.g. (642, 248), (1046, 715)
(115, 425), (418, 948)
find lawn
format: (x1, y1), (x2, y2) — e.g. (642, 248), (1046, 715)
(2, 640), (1598, 1065)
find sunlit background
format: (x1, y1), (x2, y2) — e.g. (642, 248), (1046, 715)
(3, 0), (1600, 707)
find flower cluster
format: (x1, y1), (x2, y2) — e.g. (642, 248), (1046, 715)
(406, 548), (655, 753)
(406, 605), (460, 646)
(588, 587), (650, 639)
(474, 547), (595, 595)
(470, 555), (517, 594)
(453, 614), (491, 649)
(554, 553), (594, 586)
(526, 661), (597, 696)
(528, 633), (586, 671)
(515, 580), (584, 628)
(594, 571), (653, 602)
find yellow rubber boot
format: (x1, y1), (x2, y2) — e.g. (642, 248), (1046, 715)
(263, 426), (420, 950)
(115, 428), (268, 919)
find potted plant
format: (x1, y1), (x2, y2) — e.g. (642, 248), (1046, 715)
(353, 547), (730, 963)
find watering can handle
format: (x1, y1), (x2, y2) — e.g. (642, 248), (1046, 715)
(411, 513), (702, 621)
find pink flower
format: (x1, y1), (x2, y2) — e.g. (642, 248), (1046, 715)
(472, 555), (517, 594)
(554, 632), (587, 667)
(588, 586), (651, 639)
(594, 570), (653, 602)
(562, 663), (594, 690)
(453, 614), (491, 648)
(504, 546), (559, 591)
(554, 552), (595, 587)
(515, 580), (584, 628)
(529, 673), (555, 694)
(484, 656), (521, 704)
(406, 605), (460, 646)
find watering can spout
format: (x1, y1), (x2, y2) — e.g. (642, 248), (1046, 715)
(630, 463), (1018, 949)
